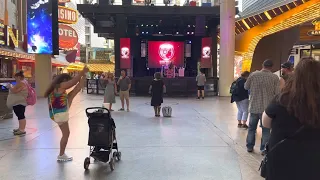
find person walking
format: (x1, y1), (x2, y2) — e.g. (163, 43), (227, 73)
(117, 70), (131, 112)
(149, 72), (166, 117)
(6, 71), (28, 135)
(245, 59), (280, 155)
(196, 69), (206, 99)
(262, 57), (320, 180)
(44, 66), (88, 161)
(231, 71), (250, 129)
(279, 61), (294, 90)
(103, 72), (117, 111)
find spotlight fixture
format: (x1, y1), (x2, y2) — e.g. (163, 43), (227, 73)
(141, 24), (144, 27)
(176, 32), (179, 34)
(142, 32), (145, 34)
(188, 25), (190, 27)
(191, 32), (194, 34)
(159, 32), (161, 34)
(187, 32), (190, 34)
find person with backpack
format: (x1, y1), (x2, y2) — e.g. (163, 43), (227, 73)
(6, 71), (28, 135)
(231, 71), (250, 128)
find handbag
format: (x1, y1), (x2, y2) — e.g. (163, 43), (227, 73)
(259, 126), (304, 178)
(49, 98), (69, 124)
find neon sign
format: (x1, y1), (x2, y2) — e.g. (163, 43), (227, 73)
(0, 22), (19, 48)
(308, 19), (320, 36)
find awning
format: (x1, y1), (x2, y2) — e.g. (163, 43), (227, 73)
(87, 64), (115, 72)
(52, 54), (70, 66)
(0, 47), (35, 60)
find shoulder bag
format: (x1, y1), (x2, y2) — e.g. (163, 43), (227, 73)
(49, 96), (69, 124)
(259, 126), (304, 178)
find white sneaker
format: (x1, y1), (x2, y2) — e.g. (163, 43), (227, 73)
(57, 154), (73, 162)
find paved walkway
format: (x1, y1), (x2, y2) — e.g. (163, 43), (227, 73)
(0, 93), (264, 180)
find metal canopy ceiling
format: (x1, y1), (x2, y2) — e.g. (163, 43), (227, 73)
(77, 4), (221, 38)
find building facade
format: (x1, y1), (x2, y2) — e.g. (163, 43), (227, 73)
(241, 0), (296, 17)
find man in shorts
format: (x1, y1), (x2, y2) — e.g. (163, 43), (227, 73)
(117, 70), (131, 111)
(196, 69), (206, 99)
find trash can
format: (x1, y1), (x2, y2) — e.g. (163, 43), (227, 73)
(0, 87), (13, 120)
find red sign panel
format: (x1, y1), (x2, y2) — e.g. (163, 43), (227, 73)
(201, 37), (212, 68)
(59, 24), (78, 50)
(148, 41), (184, 68)
(120, 38), (131, 69)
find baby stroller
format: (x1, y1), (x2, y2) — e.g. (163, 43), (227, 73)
(84, 107), (122, 171)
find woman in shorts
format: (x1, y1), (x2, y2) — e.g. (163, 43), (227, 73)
(44, 66), (88, 161)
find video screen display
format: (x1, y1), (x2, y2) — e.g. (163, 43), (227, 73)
(148, 41), (184, 68)
(27, 0), (58, 54)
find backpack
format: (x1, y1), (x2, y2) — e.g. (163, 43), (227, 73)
(24, 81), (37, 106)
(230, 78), (240, 95)
(162, 106), (172, 117)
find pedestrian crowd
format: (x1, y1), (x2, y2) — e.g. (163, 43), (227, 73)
(5, 57), (320, 179)
(230, 57), (320, 180)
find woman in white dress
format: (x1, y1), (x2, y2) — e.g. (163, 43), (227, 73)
(104, 72), (117, 111)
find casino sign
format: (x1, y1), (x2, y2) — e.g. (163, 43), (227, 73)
(58, 6), (78, 24)
(307, 19), (320, 36)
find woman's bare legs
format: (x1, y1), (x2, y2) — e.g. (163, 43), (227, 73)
(153, 106), (157, 116)
(109, 103), (113, 110)
(19, 119), (26, 132)
(58, 122), (70, 156)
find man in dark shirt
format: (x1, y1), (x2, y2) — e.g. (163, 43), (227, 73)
(279, 61), (294, 89)
(117, 70), (131, 111)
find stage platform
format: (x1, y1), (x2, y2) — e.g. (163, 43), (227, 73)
(86, 77), (219, 97)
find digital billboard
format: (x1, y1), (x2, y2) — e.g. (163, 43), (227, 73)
(27, 0), (59, 54)
(120, 38), (131, 69)
(148, 41), (184, 68)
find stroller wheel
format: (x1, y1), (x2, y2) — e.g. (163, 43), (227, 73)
(109, 158), (115, 171)
(84, 157), (90, 170)
(116, 152), (122, 161)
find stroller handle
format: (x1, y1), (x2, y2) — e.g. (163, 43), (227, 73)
(85, 107), (110, 115)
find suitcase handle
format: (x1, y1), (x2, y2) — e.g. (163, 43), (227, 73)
(85, 107), (110, 116)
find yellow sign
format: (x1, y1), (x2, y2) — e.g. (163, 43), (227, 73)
(58, 6), (78, 24)
(308, 19), (320, 36)
(0, 21), (19, 48)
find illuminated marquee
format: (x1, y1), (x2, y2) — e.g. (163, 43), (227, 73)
(0, 22), (19, 48)
(58, 0), (71, 3)
(58, 6), (78, 24)
(308, 19), (320, 36)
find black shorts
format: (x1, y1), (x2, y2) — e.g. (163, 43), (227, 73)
(13, 105), (26, 120)
(197, 86), (204, 90)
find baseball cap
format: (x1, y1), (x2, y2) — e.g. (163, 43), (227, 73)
(263, 59), (274, 68)
(281, 62), (293, 69)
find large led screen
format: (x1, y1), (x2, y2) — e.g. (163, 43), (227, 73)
(27, 0), (58, 54)
(148, 41), (184, 68)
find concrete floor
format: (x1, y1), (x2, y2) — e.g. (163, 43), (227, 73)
(0, 93), (264, 180)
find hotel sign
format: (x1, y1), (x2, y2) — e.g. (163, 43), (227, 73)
(307, 19), (320, 36)
(0, 21), (19, 48)
(58, 6), (78, 24)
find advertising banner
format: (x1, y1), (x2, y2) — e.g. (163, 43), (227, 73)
(120, 38), (131, 69)
(148, 41), (184, 68)
(27, 0), (59, 54)
(201, 37), (212, 68)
